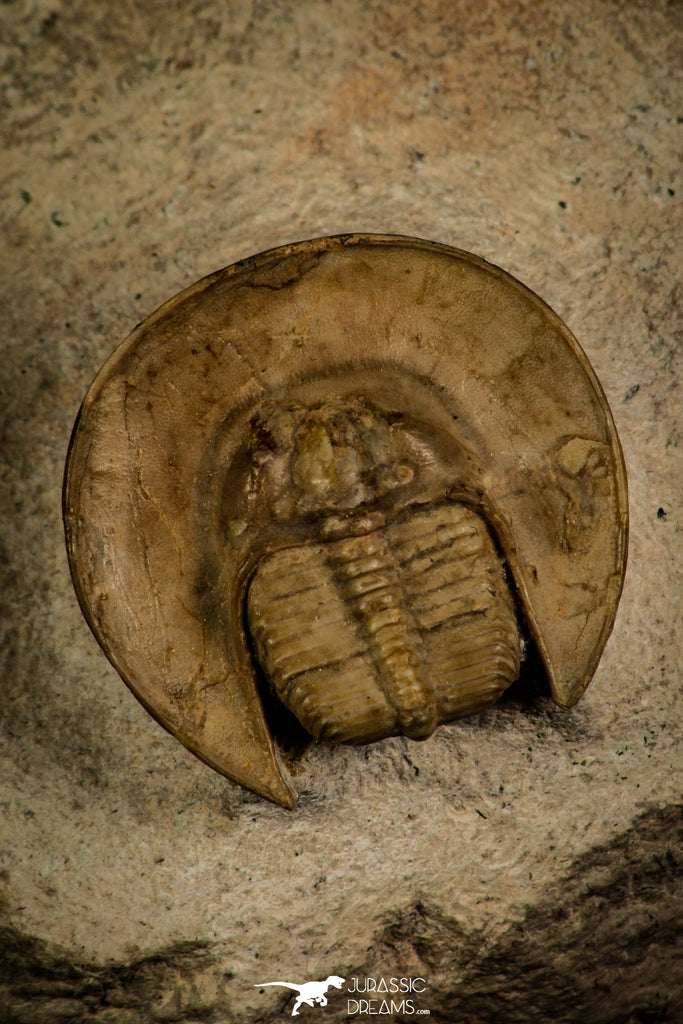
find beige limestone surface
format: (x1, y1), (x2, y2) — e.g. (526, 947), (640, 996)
(1, 2), (681, 1022)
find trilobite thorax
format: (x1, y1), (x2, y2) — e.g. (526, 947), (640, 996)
(243, 398), (521, 744)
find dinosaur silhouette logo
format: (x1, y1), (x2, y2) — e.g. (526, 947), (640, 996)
(255, 975), (346, 1016)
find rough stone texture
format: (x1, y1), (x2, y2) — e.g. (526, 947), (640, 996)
(0, 1), (680, 1022)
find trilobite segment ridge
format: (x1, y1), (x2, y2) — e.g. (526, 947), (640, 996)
(246, 502), (521, 743)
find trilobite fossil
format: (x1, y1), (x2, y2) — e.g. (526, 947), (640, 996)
(243, 397), (520, 745)
(64, 234), (628, 808)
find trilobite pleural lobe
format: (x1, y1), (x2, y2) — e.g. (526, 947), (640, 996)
(244, 398), (521, 744)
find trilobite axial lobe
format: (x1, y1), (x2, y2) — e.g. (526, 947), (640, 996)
(244, 398), (522, 744)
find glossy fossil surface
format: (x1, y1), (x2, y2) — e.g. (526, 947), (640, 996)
(63, 234), (628, 808)
(243, 396), (522, 744)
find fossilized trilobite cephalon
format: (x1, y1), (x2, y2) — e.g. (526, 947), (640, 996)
(64, 235), (628, 808)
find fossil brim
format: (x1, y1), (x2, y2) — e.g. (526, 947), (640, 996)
(63, 234), (628, 808)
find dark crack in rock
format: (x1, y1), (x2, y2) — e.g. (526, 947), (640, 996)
(371, 803), (682, 1024)
(0, 935), (220, 1024)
